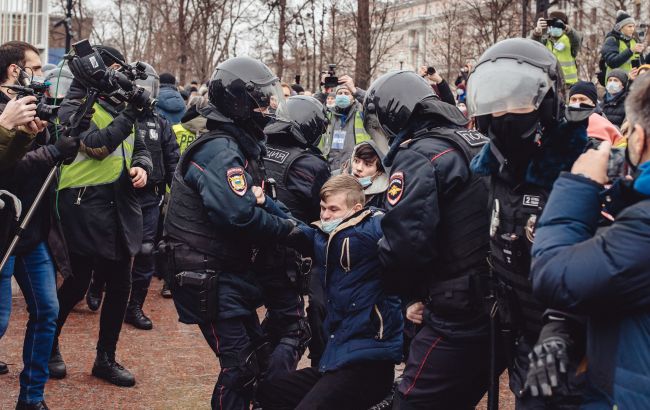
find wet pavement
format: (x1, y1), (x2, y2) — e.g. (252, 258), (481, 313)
(0, 278), (514, 409)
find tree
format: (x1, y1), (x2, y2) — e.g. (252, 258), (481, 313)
(355, 0), (371, 88)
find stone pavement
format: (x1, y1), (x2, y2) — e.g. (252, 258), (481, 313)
(0, 278), (514, 409)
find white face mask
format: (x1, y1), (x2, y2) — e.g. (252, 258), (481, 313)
(606, 81), (623, 95)
(320, 210), (353, 234)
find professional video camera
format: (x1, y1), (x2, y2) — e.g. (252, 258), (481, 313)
(3, 73), (59, 123)
(66, 39), (156, 110)
(322, 64), (338, 89)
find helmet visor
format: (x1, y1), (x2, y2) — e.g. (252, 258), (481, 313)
(467, 59), (553, 117)
(363, 111), (390, 142)
(249, 82), (285, 114)
(136, 77), (160, 98)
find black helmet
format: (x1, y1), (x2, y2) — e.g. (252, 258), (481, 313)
(264, 95), (329, 146)
(207, 56), (283, 126)
(467, 38), (563, 124)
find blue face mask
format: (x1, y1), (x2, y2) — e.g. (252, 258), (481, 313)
(335, 95), (351, 109)
(548, 27), (563, 38)
(357, 176), (373, 188)
(321, 211), (352, 234)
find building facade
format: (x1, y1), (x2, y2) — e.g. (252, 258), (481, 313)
(0, 0), (49, 61)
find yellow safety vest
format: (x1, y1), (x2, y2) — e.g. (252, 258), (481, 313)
(58, 103), (134, 190)
(546, 34), (578, 85)
(171, 123), (196, 154)
(319, 110), (371, 154)
(606, 38), (639, 77)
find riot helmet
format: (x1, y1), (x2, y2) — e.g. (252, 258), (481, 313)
(133, 62), (160, 99)
(362, 70), (437, 142)
(207, 56), (283, 131)
(466, 38), (563, 126)
(265, 95), (329, 147)
(44, 65), (74, 101)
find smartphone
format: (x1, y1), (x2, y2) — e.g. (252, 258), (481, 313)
(427, 66), (436, 75)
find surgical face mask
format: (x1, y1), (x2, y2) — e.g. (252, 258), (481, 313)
(326, 102), (336, 109)
(321, 211), (352, 234)
(606, 81), (623, 95)
(357, 175), (373, 188)
(548, 27), (563, 38)
(335, 94), (351, 109)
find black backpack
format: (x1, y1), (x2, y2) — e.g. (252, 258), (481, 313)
(597, 36), (614, 86)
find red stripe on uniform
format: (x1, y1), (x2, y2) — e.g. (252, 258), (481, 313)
(190, 161), (205, 172)
(431, 148), (455, 162)
(403, 336), (442, 397)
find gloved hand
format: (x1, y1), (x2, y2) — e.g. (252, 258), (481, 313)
(68, 107), (95, 134)
(52, 136), (80, 164)
(524, 314), (583, 397)
(284, 220), (311, 254)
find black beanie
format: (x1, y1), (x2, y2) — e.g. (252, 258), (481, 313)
(94, 45), (125, 66)
(569, 81), (598, 105)
(159, 72), (176, 85)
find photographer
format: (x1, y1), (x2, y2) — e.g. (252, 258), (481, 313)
(0, 96), (41, 169)
(0, 40), (80, 410)
(532, 11), (581, 87)
(601, 10), (646, 77)
(530, 73), (650, 409)
(50, 44), (152, 388)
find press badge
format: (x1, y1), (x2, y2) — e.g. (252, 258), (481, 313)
(332, 130), (346, 150)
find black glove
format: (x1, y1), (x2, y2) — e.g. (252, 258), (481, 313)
(524, 314), (583, 398)
(284, 221), (311, 255)
(68, 107), (95, 134)
(52, 136), (80, 164)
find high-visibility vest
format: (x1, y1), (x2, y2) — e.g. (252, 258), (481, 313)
(606, 38), (639, 77)
(58, 103), (134, 190)
(319, 110), (371, 154)
(171, 123), (196, 154)
(546, 34), (578, 85)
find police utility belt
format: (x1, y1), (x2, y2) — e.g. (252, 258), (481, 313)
(425, 272), (490, 318)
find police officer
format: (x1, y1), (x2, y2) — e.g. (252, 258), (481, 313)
(162, 56), (299, 410)
(363, 71), (494, 409)
(467, 38), (587, 408)
(255, 95), (331, 378)
(124, 62), (180, 329)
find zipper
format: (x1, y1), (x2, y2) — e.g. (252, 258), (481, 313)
(373, 304), (384, 340)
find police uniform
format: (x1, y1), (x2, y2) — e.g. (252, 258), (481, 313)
(164, 121), (295, 410)
(255, 139), (330, 378)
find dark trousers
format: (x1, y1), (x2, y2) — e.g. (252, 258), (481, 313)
(258, 361), (395, 410)
(394, 317), (500, 410)
(131, 203), (160, 286)
(198, 314), (266, 410)
(56, 253), (131, 353)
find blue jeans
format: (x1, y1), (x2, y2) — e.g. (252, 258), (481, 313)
(0, 242), (59, 404)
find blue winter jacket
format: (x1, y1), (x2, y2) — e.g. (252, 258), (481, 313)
(530, 167), (650, 409)
(156, 84), (186, 125)
(304, 208), (403, 372)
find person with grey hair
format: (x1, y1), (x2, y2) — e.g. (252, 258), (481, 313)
(530, 72), (650, 409)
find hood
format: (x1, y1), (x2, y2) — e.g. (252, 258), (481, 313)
(157, 87), (187, 114)
(345, 141), (390, 196)
(587, 112), (624, 147)
(183, 115), (208, 136)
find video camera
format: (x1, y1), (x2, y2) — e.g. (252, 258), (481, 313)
(323, 64), (338, 89)
(66, 39), (156, 110)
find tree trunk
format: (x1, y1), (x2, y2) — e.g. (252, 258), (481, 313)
(178, 0), (188, 85)
(277, 0), (287, 79)
(355, 0), (371, 88)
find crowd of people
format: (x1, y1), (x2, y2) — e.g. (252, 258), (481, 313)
(0, 7), (649, 410)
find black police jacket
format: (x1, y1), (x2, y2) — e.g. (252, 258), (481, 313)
(164, 123), (295, 270)
(379, 126), (490, 303)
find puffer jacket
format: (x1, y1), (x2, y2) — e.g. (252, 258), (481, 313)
(602, 90), (628, 128)
(310, 209), (403, 372)
(156, 84), (186, 125)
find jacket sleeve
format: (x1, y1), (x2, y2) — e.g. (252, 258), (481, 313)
(435, 80), (456, 106)
(0, 125), (36, 170)
(601, 36), (633, 69)
(567, 28), (582, 57)
(531, 173), (650, 314)
(159, 117), (180, 186)
(186, 141), (294, 241)
(287, 155), (331, 224)
(131, 131), (153, 175)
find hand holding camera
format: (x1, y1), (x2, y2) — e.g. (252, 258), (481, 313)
(0, 96), (37, 130)
(571, 140), (612, 185)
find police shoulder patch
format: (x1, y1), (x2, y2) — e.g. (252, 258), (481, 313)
(455, 130), (489, 147)
(387, 171), (404, 206)
(227, 167), (247, 196)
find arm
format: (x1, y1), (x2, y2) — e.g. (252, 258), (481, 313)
(531, 173), (650, 314)
(159, 116), (180, 186)
(131, 130), (153, 175)
(0, 125), (36, 170)
(601, 37), (633, 69)
(286, 156), (331, 223)
(436, 80), (456, 106)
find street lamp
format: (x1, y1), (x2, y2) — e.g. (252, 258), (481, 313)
(398, 53), (405, 70)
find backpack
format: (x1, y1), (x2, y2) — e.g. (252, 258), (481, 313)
(597, 36), (614, 86)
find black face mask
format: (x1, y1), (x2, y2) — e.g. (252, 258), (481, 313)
(489, 111), (539, 141)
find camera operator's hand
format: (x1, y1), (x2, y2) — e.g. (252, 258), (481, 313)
(19, 119), (47, 135)
(406, 302), (425, 324)
(571, 140), (611, 185)
(338, 75), (356, 94)
(130, 166), (147, 188)
(419, 66), (443, 84)
(535, 18), (547, 35)
(0, 96), (38, 130)
(52, 136), (80, 164)
(68, 107), (95, 134)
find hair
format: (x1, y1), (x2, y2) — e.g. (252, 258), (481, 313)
(625, 73), (650, 137)
(0, 41), (39, 83)
(320, 175), (365, 208)
(354, 143), (384, 173)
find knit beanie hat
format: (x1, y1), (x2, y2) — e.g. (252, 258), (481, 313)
(569, 81), (598, 105)
(607, 69), (629, 88)
(549, 11), (568, 24)
(614, 10), (635, 32)
(159, 73), (177, 85)
(94, 45), (125, 66)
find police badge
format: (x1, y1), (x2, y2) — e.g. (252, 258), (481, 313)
(525, 214), (537, 242)
(226, 167), (247, 196)
(386, 172), (404, 206)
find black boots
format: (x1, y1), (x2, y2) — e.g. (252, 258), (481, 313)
(48, 341), (66, 379)
(160, 280), (172, 298)
(15, 400), (49, 410)
(86, 277), (103, 312)
(91, 349), (135, 387)
(0, 360), (7, 375)
(124, 282), (153, 330)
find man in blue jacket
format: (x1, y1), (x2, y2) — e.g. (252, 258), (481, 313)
(530, 73), (650, 408)
(256, 174), (403, 409)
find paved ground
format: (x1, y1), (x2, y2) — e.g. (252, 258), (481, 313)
(0, 278), (515, 409)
